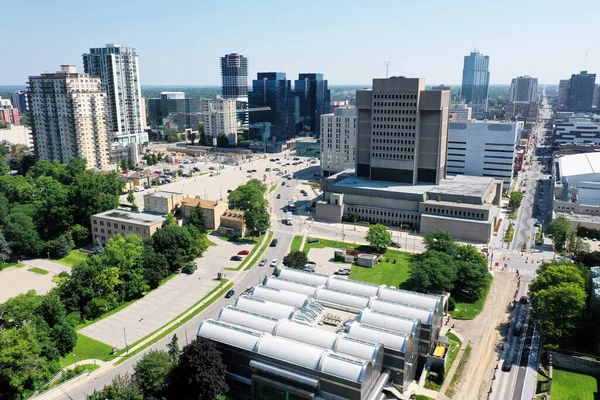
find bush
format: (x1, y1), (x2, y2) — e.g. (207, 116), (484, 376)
(448, 297), (456, 311)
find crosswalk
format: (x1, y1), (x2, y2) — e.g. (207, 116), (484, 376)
(503, 267), (537, 277)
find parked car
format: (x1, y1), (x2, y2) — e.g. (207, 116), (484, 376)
(209, 166), (216, 170)
(227, 189), (233, 193)
(501, 360), (512, 372)
(259, 258), (267, 266)
(276, 194), (281, 199)
(519, 295), (529, 304)
(182, 264), (197, 274)
(391, 242), (402, 248)
(237, 249), (249, 255)
(270, 259), (279, 267)
(134, 186), (144, 192)
(334, 268), (352, 276)
(230, 255), (243, 261)
(307, 237), (319, 244)
(247, 170), (253, 173)
(300, 189), (306, 194)
(225, 289), (235, 299)
(270, 239), (278, 247)
(193, 167), (200, 172)
(303, 265), (315, 273)
(293, 157), (300, 161)
(281, 181), (286, 186)
(303, 192), (309, 197)
(513, 323), (523, 336)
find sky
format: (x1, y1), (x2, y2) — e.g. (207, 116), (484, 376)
(2, 0), (600, 86)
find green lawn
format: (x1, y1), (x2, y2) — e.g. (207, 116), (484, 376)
(449, 276), (492, 320)
(269, 184), (277, 194)
(203, 235), (218, 247)
(54, 250), (90, 267)
(551, 368), (598, 400)
(414, 396), (435, 400)
(244, 231), (274, 271)
(59, 333), (114, 367)
(290, 236), (303, 253)
(350, 250), (411, 288)
(303, 238), (357, 254)
(0, 261), (25, 272)
(28, 267), (49, 275)
(424, 332), (462, 391)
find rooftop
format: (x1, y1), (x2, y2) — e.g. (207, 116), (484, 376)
(332, 174), (433, 195)
(222, 210), (245, 218)
(92, 210), (166, 225)
(147, 191), (181, 199)
(182, 197), (222, 209)
(429, 175), (495, 198)
(558, 152), (600, 179)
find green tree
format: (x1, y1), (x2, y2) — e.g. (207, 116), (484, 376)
(142, 241), (169, 289)
(34, 175), (72, 240)
(0, 229), (12, 262)
(69, 224), (90, 247)
(545, 216), (571, 251)
(365, 224), (392, 251)
(48, 233), (75, 258)
(423, 230), (456, 254)
(152, 225), (196, 271)
(127, 157), (135, 171)
(187, 206), (208, 234)
(133, 350), (174, 399)
(188, 131), (197, 145)
(408, 251), (458, 293)
(68, 170), (124, 228)
(244, 203), (270, 236)
(87, 374), (143, 400)
(529, 264), (585, 294)
(216, 134), (229, 148)
(509, 191), (524, 208)
(283, 251), (309, 269)
(0, 290), (43, 329)
(127, 191), (136, 205)
(51, 321), (77, 355)
(246, 178), (267, 193)
(454, 245), (491, 298)
(228, 183), (265, 211)
(165, 337), (228, 400)
(103, 234), (148, 301)
(39, 294), (67, 328)
(198, 131), (210, 146)
(167, 334), (180, 363)
(4, 211), (44, 256)
(162, 213), (178, 227)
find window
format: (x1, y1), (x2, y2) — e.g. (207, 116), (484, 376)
(121, 224), (125, 230)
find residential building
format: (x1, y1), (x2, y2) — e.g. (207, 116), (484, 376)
(295, 138), (320, 158)
(0, 98), (11, 107)
(509, 76), (538, 103)
(123, 169), (155, 190)
(181, 198), (228, 230)
(91, 209), (165, 246)
(200, 96), (238, 145)
(143, 191), (184, 215)
(248, 72), (295, 141)
(294, 73), (331, 135)
(221, 53), (248, 102)
(0, 125), (33, 147)
(28, 65), (111, 170)
(566, 71), (596, 111)
(315, 76), (503, 243)
(219, 209), (246, 237)
(320, 107), (356, 176)
(505, 101), (539, 121)
(460, 50), (490, 119)
(146, 92), (201, 134)
(447, 121), (523, 190)
(558, 79), (570, 107)
(10, 90), (28, 113)
(83, 44), (148, 162)
(199, 268), (445, 398)
(0, 101), (20, 125)
(554, 116), (600, 145)
(594, 85), (600, 108)
(449, 104), (472, 121)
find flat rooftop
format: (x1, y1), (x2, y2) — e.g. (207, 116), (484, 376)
(147, 191), (180, 199)
(333, 175), (433, 195)
(430, 175), (495, 197)
(558, 152), (600, 179)
(93, 209), (166, 225)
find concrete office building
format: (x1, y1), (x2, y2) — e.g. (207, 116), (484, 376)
(448, 121), (523, 190)
(0, 125), (33, 147)
(10, 90), (28, 114)
(181, 198), (228, 230)
(91, 209), (165, 246)
(315, 76), (503, 243)
(146, 92), (201, 134)
(320, 107), (356, 176)
(143, 191), (184, 215)
(509, 76), (538, 103)
(566, 71), (597, 112)
(554, 116), (600, 145)
(460, 50), (490, 119)
(200, 96), (238, 145)
(449, 104), (472, 121)
(199, 268), (446, 399)
(295, 73), (331, 135)
(28, 65), (111, 170)
(558, 79), (570, 108)
(83, 44), (148, 163)
(505, 101), (539, 121)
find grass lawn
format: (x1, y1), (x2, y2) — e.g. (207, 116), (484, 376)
(303, 238), (357, 254)
(446, 343), (472, 398)
(28, 267), (49, 275)
(424, 332), (462, 391)
(350, 250), (411, 288)
(59, 333), (114, 367)
(269, 184), (277, 194)
(244, 231), (274, 271)
(0, 261), (25, 272)
(414, 396), (435, 400)
(54, 249), (90, 267)
(203, 235), (218, 247)
(290, 235), (303, 253)
(551, 368), (598, 400)
(449, 276), (492, 320)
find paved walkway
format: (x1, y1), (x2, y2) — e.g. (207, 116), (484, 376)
(0, 259), (70, 303)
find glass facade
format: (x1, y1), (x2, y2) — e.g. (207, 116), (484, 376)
(460, 51), (490, 119)
(146, 98), (200, 133)
(567, 71), (596, 111)
(294, 73), (331, 136)
(249, 72), (295, 142)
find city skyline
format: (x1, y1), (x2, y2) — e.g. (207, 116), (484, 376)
(2, 0), (599, 86)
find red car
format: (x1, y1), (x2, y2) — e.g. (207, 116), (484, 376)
(237, 249), (249, 255)
(246, 170), (253, 173)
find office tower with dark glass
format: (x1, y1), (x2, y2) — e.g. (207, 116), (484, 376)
(294, 73), (331, 135)
(248, 72), (295, 142)
(460, 50), (490, 119)
(10, 90), (28, 113)
(567, 71), (596, 111)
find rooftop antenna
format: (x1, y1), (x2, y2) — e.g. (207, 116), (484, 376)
(584, 51), (588, 69)
(384, 55), (391, 78)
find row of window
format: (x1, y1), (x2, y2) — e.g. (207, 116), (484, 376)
(374, 93), (417, 100)
(373, 153), (414, 160)
(374, 124), (415, 130)
(374, 101), (417, 108)
(374, 116), (416, 122)
(373, 146), (414, 152)
(373, 139), (414, 145)
(483, 161), (512, 166)
(374, 109), (416, 115)
(483, 167), (512, 172)
(424, 207), (486, 220)
(347, 206), (418, 220)
(93, 225), (149, 235)
(373, 131), (415, 138)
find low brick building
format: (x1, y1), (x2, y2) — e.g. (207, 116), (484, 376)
(91, 210), (165, 245)
(144, 191), (183, 215)
(181, 198), (227, 230)
(219, 210), (247, 238)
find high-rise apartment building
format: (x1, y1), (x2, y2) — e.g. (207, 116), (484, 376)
(558, 79), (570, 107)
(509, 76), (538, 103)
(0, 99), (20, 125)
(83, 44), (147, 161)
(460, 50), (490, 119)
(566, 71), (597, 111)
(28, 65), (110, 170)
(220, 53), (248, 102)
(200, 96), (238, 145)
(147, 92), (201, 133)
(10, 90), (28, 113)
(594, 85), (600, 108)
(248, 72), (295, 142)
(320, 107), (356, 177)
(294, 73), (331, 135)
(355, 77), (449, 184)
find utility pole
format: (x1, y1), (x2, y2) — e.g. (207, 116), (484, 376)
(124, 327), (129, 355)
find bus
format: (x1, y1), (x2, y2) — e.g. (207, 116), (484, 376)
(287, 200), (296, 212)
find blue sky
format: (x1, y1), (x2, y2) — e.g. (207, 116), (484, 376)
(2, 0), (599, 85)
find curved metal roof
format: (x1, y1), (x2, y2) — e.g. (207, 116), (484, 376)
(279, 268), (330, 286)
(256, 335), (325, 370)
(264, 276), (320, 296)
(251, 286), (310, 308)
(274, 320), (339, 349)
(334, 335), (383, 362)
(357, 308), (418, 335)
(234, 296), (296, 320)
(218, 306), (279, 333)
(198, 319), (261, 351)
(314, 287), (371, 309)
(369, 298), (433, 325)
(326, 277), (383, 297)
(347, 321), (408, 352)
(320, 353), (371, 383)
(378, 287), (441, 311)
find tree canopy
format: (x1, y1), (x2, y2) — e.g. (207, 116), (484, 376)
(365, 224), (392, 251)
(509, 191), (524, 208)
(423, 230), (456, 254)
(283, 251), (309, 269)
(545, 216), (571, 251)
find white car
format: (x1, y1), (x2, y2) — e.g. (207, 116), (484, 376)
(134, 186), (144, 192)
(270, 259), (279, 267)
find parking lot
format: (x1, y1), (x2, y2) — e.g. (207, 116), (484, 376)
(0, 259), (70, 303)
(306, 247), (349, 276)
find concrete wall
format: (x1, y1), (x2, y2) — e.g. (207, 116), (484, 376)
(316, 202), (343, 222)
(420, 214), (492, 243)
(550, 351), (600, 376)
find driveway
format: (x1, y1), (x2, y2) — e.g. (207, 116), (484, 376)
(0, 259), (70, 303)
(79, 238), (255, 348)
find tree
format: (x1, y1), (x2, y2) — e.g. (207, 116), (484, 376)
(228, 184), (265, 211)
(48, 233), (75, 258)
(365, 224), (392, 251)
(244, 203), (270, 236)
(454, 245), (491, 298)
(423, 230), (456, 254)
(87, 374), (143, 400)
(187, 206), (207, 234)
(165, 337), (228, 400)
(34, 175), (72, 240)
(545, 216), (571, 251)
(133, 350), (174, 399)
(0, 229), (12, 262)
(70, 224), (90, 247)
(39, 294), (66, 327)
(68, 170), (124, 228)
(529, 264), (585, 294)
(142, 242), (169, 289)
(162, 213), (178, 227)
(127, 157), (135, 171)
(198, 131), (210, 146)
(4, 211), (44, 256)
(0, 290), (43, 329)
(51, 321), (77, 355)
(509, 191), (524, 208)
(103, 234), (148, 301)
(407, 251), (458, 293)
(152, 225), (196, 271)
(127, 191), (136, 206)
(283, 251), (309, 269)
(216, 134), (229, 148)
(167, 334), (180, 363)
(567, 232), (591, 256)
(246, 178), (267, 193)
(188, 131), (197, 145)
